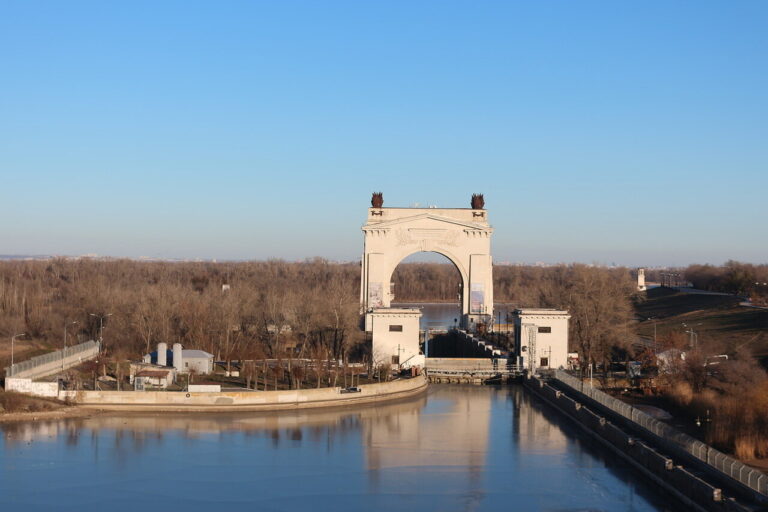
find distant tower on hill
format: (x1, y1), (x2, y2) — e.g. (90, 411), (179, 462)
(637, 268), (647, 291)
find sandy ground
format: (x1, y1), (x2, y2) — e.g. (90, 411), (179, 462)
(0, 406), (99, 424)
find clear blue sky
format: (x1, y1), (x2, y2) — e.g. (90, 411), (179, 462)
(1, 1), (766, 266)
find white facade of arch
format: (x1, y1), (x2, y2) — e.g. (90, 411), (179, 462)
(361, 206), (494, 330)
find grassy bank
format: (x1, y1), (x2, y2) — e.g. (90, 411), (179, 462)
(0, 389), (66, 414)
(635, 287), (768, 362)
(632, 287), (768, 465)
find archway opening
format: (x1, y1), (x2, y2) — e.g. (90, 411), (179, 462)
(390, 251), (463, 332)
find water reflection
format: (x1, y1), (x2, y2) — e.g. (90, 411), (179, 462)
(2, 398), (423, 447)
(392, 303), (517, 331)
(1, 386), (672, 512)
(393, 302), (461, 329)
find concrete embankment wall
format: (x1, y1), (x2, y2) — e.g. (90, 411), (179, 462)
(552, 370), (768, 503)
(524, 374), (749, 512)
(4, 341), (100, 380)
(4, 378), (59, 397)
(425, 358), (499, 371)
(425, 357), (507, 384)
(54, 374), (427, 412)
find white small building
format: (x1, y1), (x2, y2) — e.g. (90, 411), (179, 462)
(656, 348), (686, 374)
(512, 309), (571, 372)
(143, 344), (214, 374)
(134, 369), (175, 389)
(180, 349), (215, 374)
(129, 362), (177, 389)
(369, 308), (424, 370)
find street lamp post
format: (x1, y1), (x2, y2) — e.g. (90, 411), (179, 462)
(11, 332), (26, 372)
(647, 316), (657, 348)
(682, 322), (702, 349)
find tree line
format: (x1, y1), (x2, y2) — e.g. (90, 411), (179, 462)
(0, 259), (638, 371)
(0, 258), (362, 368)
(685, 261), (768, 302)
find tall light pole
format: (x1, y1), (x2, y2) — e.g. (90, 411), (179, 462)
(647, 317), (657, 346)
(63, 320), (78, 372)
(89, 313), (112, 348)
(11, 332), (26, 372)
(682, 322), (702, 349)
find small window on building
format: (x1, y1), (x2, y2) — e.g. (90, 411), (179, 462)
(185, 362), (189, 367)
(389, 324), (403, 332)
(540, 357), (549, 367)
(537, 326), (552, 333)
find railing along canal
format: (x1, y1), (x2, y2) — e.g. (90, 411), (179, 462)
(553, 369), (768, 497)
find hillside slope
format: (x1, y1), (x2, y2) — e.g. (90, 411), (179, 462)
(635, 287), (768, 364)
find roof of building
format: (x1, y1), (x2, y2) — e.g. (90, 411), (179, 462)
(370, 307), (422, 316)
(145, 348), (214, 360)
(136, 370), (171, 377)
(182, 349), (214, 359)
(514, 308), (570, 315)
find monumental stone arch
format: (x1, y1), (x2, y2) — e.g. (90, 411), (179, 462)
(361, 193), (494, 331)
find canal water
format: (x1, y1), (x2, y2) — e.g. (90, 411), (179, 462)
(393, 302), (517, 331)
(1, 386), (673, 511)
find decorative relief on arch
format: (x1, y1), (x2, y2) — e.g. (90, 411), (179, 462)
(395, 228), (416, 246)
(394, 228), (461, 247)
(368, 282), (384, 308)
(470, 283), (485, 314)
(439, 230), (460, 247)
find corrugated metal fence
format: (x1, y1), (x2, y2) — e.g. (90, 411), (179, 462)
(5, 340), (100, 378)
(554, 369), (768, 496)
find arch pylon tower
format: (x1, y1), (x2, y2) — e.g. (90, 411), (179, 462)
(361, 194), (494, 331)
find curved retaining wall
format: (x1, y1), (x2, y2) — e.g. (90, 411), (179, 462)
(60, 375), (428, 412)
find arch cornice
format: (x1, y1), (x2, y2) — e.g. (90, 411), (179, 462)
(363, 212), (493, 233)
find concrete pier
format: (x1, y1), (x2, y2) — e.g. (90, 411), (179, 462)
(44, 374), (429, 412)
